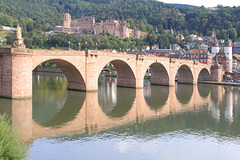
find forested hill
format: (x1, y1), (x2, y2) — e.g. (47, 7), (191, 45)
(1, 0), (240, 48)
(0, 0), (185, 32)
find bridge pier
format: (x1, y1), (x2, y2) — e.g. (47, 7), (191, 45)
(0, 51), (32, 98)
(211, 65), (223, 82)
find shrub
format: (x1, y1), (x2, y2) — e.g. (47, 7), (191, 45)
(0, 114), (29, 160)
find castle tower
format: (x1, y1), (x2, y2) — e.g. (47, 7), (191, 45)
(63, 13), (71, 28)
(224, 41), (233, 73)
(211, 42), (219, 58)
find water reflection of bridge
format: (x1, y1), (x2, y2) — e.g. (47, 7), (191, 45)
(0, 83), (237, 142)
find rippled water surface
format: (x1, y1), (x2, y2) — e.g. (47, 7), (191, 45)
(1, 72), (240, 160)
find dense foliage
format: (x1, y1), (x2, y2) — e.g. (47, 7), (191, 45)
(0, 114), (29, 160)
(0, 0), (185, 31)
(1, 0), (240, 49)
(178, 6), (240, 41)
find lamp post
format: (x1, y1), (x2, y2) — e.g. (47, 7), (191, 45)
(68, 41), (71, 50)
(120, 48), (121, 52)
(95, 43), (97, 50)
(85, 41), (87, 50)
(78, 43), (81, 50)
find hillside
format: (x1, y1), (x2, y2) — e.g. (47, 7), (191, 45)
(0, 0), (185, 32)
(1, 0), (240, 38)
(1, 0), (240, 50)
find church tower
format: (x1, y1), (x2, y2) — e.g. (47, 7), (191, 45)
(63, 13), (71, 28)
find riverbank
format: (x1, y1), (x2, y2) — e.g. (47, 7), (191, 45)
(199, 81), (240, 86)
(33, 66), (62, 73)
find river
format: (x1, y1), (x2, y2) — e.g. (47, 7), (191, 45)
(1, 72), (240, 160)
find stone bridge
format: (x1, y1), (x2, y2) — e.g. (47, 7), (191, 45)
(0, 48), (222, 98)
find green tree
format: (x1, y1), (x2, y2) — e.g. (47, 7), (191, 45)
(83, 29), (89, 35)
(146, 33), (157, 48)
(228, 28), (238, 42)
(184, 36), (193, 43)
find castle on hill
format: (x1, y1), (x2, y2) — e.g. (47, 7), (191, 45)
(54, 13), (147, 39)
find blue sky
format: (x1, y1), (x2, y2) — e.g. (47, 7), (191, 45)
(159, 0), (239, 7)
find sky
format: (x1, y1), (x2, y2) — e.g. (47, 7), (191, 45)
(159, 0), (239, 7)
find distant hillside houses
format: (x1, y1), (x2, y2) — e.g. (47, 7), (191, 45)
(176, 34), (184, 41)
(54, 13), (147, 39)
(233, 42), (240, 54)
(0, 26), (16, 31)
(189, 34), (202, 41)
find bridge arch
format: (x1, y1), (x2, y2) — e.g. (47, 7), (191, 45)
(148, 62), (170, 86)
(33, 59), (86, 91)
(97, 59), (136, 88)
(197, 68), (211, 82)
(176, 64), (193, 84)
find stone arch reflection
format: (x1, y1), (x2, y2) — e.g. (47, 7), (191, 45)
(197, 83), (210, 98)
(175, 83), (193, 104)
(33, 73), (86, 127)
(98, 77), (136, 118)
(144, 85), (169, 111)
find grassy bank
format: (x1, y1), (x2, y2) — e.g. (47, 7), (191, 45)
(0, 113), (29, 160)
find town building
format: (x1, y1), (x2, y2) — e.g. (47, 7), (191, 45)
(152, 44), (159, 50)
(142, 46), (150, 50)
(55, 13), (147, 39)
(211, 41), (233, 73)
(181, 49), (212, 65)
(0, 26), (16, 31)
(223, 41), (233, 73)
(176, 34), (184, 41)
(233, 42), (240, 54)
(145, 49), (185, 59)
(170, 44), (181, 50)
(200, 43), (209, 50)
(232, 54), (240, 73)
(185, 43), (196, 50)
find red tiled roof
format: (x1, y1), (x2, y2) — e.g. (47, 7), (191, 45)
(185, 49), (208, 54)
(233, 54), (240, 61)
